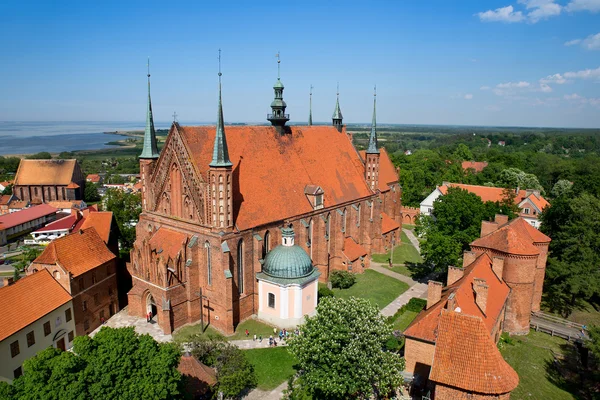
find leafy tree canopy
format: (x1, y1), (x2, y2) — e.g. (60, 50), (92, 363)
(103, 188), (141, 251)
(25, 152), (52, 160)
(551, 179), (573, 198)
(1, 327), (183, 400)
(1, 184), (12, 195)
(83, 182), (101, 203)
(453, 143), (473, 161)
(287, 297), (404, 400)
(496, 167), (544, 193)
(540, 193), (600, 316)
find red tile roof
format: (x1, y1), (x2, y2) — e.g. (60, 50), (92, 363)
(342, 236), (368, 261)
(0, 204), (57, 230)
(66, 182), (80, 189)
(522, 193), (550, 212)
(149, 227), (187, 261)
(381, 212), (400, 234)
(429, 310), (519, 394)
(178, 355), (217, 397)
(0, 195), (11, 206)
(79, 212), (113, 244)
(0, 269), (72, 341)
(461, 161), (488, 173)
(86, 174), (101, 183)
(177, 125), (373, 230)
(32, 227), (116, 277)
(439, 183), (518, 203)
(14, 159), (78, 186)
(404, 253), (509, 342)
(470, 217), (550, 255)
(34, 214), (78, 233)
(8, 200), (29, 210)
(47, 200), (85, 210)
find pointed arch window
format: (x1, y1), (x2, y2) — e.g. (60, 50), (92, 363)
(306, 219), (312, 247)
(263, 231), (270, 259)
(325, 213), (331, 240)
(357, 204), (361, 227)
(341, 209), (347, 233)
(205, 241), (212, 286)
(237, 240), (244, 294)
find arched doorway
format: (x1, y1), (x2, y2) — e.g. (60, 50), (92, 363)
(146, 293), (157, 321)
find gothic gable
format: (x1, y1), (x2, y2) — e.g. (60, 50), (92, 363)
(150, 124), (206, 223)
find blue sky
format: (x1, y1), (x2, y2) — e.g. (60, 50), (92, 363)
(0, 0), (599, 128)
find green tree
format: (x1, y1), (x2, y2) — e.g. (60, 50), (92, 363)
(25, 152), (52, 160)
(103, 188), (141, 251)
(540, 193), (600, 316)
(2, 184), (12, 195)
(417, 187), (503, 273)
(496, 167), (544, 193)
(5, 327), (184, 400)
(83, 182), (101, 203)
(453, 143), (473, 161)
(586, 325), (600, 359)
(287, 297), (404, 399)
(185, 335), (257, 399)
(551, 179), (573, 198)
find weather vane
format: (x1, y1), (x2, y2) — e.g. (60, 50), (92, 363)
(310, 84), (313, 96)
(147, 57), (150, 78)
(172, 111), (178, 122)
(374, 84), (377, 97)
(218, 48), (222, 80)
(337, 82), (339, 96)
(276, 51), (280, 79)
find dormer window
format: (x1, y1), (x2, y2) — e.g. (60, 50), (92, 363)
(304, 185), (324, 210)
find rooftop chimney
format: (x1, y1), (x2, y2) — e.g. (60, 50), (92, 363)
(480, 221), (499, 237)
(463, 251), (477, 268)
(427, 280), (443, 309)
(447, 266), (464, 286)
(447, 292), (457, 311)
(494, 214), (509, 226)
(473, 278), (489, 315)
(3, 277), (14, 287)
(492, 256), (505, 281)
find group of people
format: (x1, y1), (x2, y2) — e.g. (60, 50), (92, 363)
(244, 326), (301, 347)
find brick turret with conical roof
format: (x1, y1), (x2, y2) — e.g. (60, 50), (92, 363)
(209, 52), (233, 230)
(140, 58), (160, 211)
(365, 87), (380, 191)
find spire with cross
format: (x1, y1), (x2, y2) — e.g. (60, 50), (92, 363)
(332, 82), (343, 132)
(140, 57), (160, 159)
(367, 84), (379, 154)
(267, 51), (289, 134)
(210, 48), (232, 168)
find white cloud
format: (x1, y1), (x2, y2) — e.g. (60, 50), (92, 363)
(540, 73), (568, 84)
(563, 93), (600, 107)
(477, 5), (525, 22)
(519, 0), (562, 22)
(539, 83), (553, 92)
(565, 0), (600, 12)
(563, 66), (600, 79)
(565, 39), (582, 46)
(464, 94), (474, 100)
(497, 81), (531, 88)
(564, 33), (600, 49)
(564, 93), (583, 100)
(480, 86), (491, 90)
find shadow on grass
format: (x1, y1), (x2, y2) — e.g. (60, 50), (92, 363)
(544, 341), (600, 400)
(405, 261), (439, 283)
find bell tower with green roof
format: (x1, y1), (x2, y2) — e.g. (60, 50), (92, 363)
(139, 58), (160, 212)
(267, 53), (290, 135)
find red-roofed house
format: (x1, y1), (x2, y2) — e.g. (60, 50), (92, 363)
(420, 183), (550, 227)
(28, 227), (119, 336)
(0, 269), (75, 383)
(0, 204), (58, 245)
(86, 174), (102, 184)
(127, 78), (402, 335)
(461, 160), (488, 173)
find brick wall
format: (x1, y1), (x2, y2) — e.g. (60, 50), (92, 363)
(404, 338), (435, 375)
(401, 206), (420, 225)
(434, 384), (512, 400)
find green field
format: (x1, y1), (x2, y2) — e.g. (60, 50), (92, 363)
(371, 232), (422, 266)
(172, 318), (277, 342)
(500, 330), (576, 400)
(330, 269), (408, 309)
(244, 347), (298, 390)
(391, 310), (419, 331)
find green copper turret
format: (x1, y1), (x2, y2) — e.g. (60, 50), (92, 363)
(332, 85), (343, 132)
(366, 88), (379, 154)
(140, 60), (160, 159)
(210, 68), (233, 168)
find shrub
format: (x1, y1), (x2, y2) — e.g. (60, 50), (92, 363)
(318, 286), (334, 301)
(385, 336), (400, 352)
(405, 297), (427, 312)
(330, 270), (356, 289)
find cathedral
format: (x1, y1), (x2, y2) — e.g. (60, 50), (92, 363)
(127, 62), (402, 334)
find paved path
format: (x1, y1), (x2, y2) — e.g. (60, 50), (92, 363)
(89, 306), (172, 342)
(403, 228), (421, 252)
(230, 338), (288, 349)
(244, 382), (288, 400)
(371, 264), (428, 317)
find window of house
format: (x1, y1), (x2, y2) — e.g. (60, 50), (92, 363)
(68, 331), (74, 342)
(55, 316), (62, 327)
(523, 208), (530, 214)
(13, 366), (22, 379)
(268, 293), (275, 308)
(315, 194), (323, 208)
(325, 214), (330, 240)
(34, 187), (38, 196)
(306, 220), (312, 246)
(205, 241), (212, 286)
(82, 301), (87, 311)
(94, 293), (99, 305)
(26, 331), (35, 347)
(65, 308), (72, 322)
(237, 240), (244, 294)
(84, 320), (90, 331)
(263, 231), (270, 258)
(10, 340), (20, 358)
(43, 321), (51, 336)
(53, 270), (60, 280)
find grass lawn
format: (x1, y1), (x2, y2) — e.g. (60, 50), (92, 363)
(331, 269), (409, 309)
(371, 242), (422, 266)
(244, 347), (297, 390)
(391, 310), (419, 331)
(172, 323), (224, 342)
(500, 330), (576, 400)
(402, 224), (415, 231)
(543, 299), (600, 327)
(228, 319), (278, 341)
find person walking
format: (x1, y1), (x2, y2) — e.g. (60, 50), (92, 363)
(245, 329), (249, 338)
(253, 334), (257, 342)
